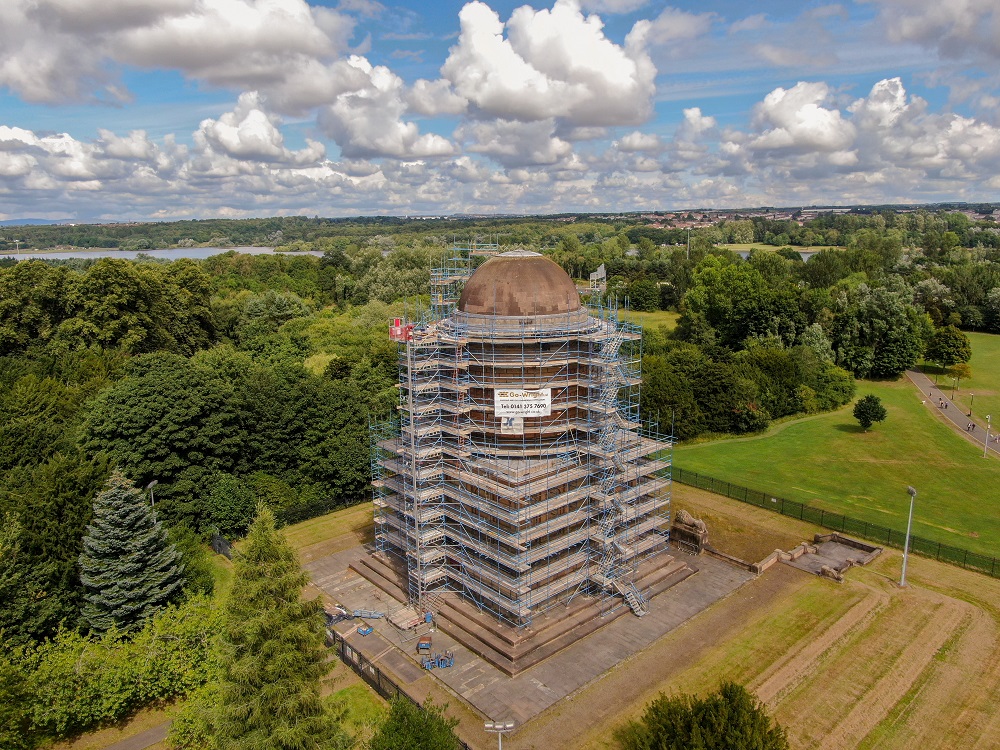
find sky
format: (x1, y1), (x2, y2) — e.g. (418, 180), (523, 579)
(2, 0), (1000, 222)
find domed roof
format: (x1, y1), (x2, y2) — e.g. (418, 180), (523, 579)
(457, 251), (582, 317)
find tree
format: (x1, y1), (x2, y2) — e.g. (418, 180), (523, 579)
(853, 394), (887, 431)
(205, 473), (257, 538)
(0, 650), (34, 750)
(628, 278), (661, 312)
(925, 325), (972, 369)
(81, 352), (243, 524)
(78, 471), (185, 633)
(0, 513), (64, 648)
(213, 505), (351, 750)
(949, 362), (973, 392)
(369, 698), (462, 750)
(831, 283), (932, 378)
(615, 682), (789, 750)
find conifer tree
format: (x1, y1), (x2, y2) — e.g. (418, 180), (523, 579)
(214, 504), (351, 750)
(78, 470), (184, 632)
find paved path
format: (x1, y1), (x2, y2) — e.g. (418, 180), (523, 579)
(102, 722), (170, 750)
(905, 369), (999, 458)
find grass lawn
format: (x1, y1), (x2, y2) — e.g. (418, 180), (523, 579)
(674, 377), (1000, 556)
(331, 683), (388, 741)
(922, 331), (1000, 425)
(282, 502), (373, 552)
(622, 309), (679, 330)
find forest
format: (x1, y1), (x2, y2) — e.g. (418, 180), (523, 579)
(0, 207), (993, 748)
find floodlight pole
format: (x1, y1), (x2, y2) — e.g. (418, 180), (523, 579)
(484, 720), (515, 750)
(900, 486), (916, 587)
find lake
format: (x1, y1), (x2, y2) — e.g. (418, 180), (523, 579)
(2, 246), (325, 261)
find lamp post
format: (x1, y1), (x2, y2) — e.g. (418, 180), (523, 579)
(484, 721), (515, 750)
(900, 486), (916, 587)
(146, 479), (158, 507)
(970, 393), (974, 416)
(985, 415), (992, 459)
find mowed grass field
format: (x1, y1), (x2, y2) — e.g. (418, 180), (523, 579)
(621, 309), (679, 330)
(674, 377), (1000, 556)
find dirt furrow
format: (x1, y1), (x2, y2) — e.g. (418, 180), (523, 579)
(819, 596), (971, 750)
(753, 586), (888, 705)
(866, 606), (997, 750)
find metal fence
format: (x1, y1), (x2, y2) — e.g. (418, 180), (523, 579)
(326, 629), (472, 750)
(672, 466), (1000, 579)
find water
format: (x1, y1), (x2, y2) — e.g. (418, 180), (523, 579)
(2, 246), (325, 261)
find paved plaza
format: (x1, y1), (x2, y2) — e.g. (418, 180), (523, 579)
(306, 546), (754, 724)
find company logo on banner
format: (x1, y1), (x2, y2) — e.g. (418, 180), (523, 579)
(494, 388), (552, 418)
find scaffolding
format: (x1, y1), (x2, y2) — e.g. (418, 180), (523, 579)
(372, 250), (673, 628)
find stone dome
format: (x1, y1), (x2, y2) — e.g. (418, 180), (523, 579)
(457, 250), (582, 317)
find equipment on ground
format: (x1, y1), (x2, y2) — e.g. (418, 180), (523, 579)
(421, 651), (454, 669)
(324, 605), (352, 626)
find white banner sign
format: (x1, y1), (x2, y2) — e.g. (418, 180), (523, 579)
(494, 388), (552, 418)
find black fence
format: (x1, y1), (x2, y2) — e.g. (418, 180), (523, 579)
(326, 629), (472, 750)
(672, 466), (1000, 579)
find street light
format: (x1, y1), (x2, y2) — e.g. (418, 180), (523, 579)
(146, 479), (158, 507)
(985, 415), (992, 459)
(484, 720), (515, 750)
(970, 393), (974, 416)
(900, 486), (916, 587)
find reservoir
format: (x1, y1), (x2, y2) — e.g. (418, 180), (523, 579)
(2, 246), (324, 261)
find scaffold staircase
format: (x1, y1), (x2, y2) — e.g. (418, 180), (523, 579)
(614, 580), (648, 617)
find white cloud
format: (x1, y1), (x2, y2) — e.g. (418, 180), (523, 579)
(615, 131), (662, 152)
(195, 92), (325, 165)
(578, 0), (649, 13)
(867, 0), (1000, 62)
(750, 82), (856, 152)
(729, 14), (769, 34)
(336, 0), (385, 18)
(317, 57), (455, 159)
(641, 6), (715, 45)
(406, 79), (469, 117)
(0, 0), (358, 109)
(678, 107), (717, 138)
(439, 0), (656, 127)
(457, 119), (573, 167)
(752, 44), (829, 68)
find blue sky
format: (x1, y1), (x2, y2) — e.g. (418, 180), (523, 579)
(1, 0), (999, 221)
